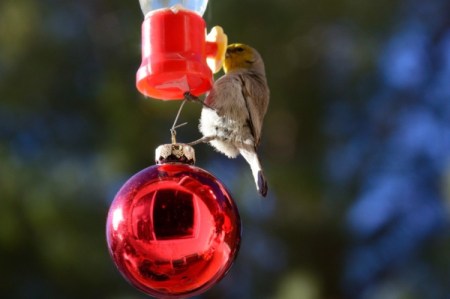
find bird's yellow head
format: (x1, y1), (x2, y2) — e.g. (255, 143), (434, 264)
(223, 43), (264, 74)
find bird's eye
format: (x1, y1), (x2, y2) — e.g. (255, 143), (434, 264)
(235, 47), (244, 52)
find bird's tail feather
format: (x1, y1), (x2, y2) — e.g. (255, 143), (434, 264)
(257, 170), (268, 197)
(240, 149), (268, 197)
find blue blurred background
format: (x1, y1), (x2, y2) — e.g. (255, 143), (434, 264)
(1, 0), (449, 298)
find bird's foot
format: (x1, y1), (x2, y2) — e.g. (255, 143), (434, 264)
(186, 136), (216, 146)
(183, 92), (216, 111)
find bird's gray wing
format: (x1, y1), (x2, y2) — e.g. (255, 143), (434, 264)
(238, 73), (269, 147)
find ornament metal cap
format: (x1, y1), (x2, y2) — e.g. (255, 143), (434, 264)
(155, 143), (195, 165)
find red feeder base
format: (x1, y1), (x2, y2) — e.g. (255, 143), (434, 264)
(136, 9), (213, 100)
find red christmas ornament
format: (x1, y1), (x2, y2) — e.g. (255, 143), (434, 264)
(106, 144), (241, 298)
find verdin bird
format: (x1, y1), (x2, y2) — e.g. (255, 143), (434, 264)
(192, 43), (270, 196)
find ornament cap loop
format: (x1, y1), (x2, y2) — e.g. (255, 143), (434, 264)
(155, 143), (195, 165)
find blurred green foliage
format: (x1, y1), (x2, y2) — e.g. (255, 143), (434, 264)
(1, 0), (450, 298)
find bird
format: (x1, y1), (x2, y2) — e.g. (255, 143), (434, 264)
(194, 43), (270, 196)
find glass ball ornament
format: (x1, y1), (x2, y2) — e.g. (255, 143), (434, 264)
(106, 144), (241, 298)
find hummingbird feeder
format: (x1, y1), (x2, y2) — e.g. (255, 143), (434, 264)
(136, 0), (227, 100)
